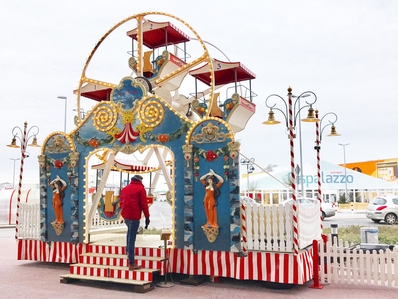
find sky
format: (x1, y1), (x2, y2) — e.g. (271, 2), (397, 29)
(1, 0), (398, 186)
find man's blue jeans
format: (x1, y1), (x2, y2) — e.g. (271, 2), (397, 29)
(124, 219), (140, 265)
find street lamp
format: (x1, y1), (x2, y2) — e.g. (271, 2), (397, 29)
(293, 94), (310, 195)
(263, 86), (319, 255)
(241, 158), (255, 195)
(314, 110), (340, 226)
(10, 158), (20, 189)
(338, 143), (350, 203)
(73, 107), (87, 125)
(57, 96), (67, 132)
(7, 122), (40, 238)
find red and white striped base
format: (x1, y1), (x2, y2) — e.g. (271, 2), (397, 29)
(169, 248), (314, 284)
(17, 239), (84, 263)
(17, 240), (314, 285)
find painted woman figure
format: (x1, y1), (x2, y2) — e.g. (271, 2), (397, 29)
(200, 169), (224, 228)
(50, 175), (67, 224)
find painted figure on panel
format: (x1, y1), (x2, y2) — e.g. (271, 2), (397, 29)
(200, 169), (224, 228)
(50, 175), (67, 225)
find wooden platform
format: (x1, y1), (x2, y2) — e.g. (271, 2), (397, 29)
(90, 232), (165, 248)
(60, 274), (154, 293)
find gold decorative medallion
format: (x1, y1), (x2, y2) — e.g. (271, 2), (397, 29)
(201, 226), (219, 243)
(51, 221), (65, 236)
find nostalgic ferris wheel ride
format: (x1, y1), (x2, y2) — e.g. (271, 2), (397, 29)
(16, 12), (318, 292)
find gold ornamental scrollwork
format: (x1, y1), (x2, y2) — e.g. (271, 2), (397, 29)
(114, 143), (144, 155)
(139, 97), (165, 128)
(93, 103), (118, 132)
(192, 122), (228, 144)
(46, 136), (70, 153)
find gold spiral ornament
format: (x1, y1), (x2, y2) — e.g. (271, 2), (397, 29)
(93, 104), (118, 132)
(140, 98), (164, 128)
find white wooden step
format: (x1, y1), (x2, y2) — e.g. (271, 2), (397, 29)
(80, 252), (164, 269)
(70, 263), (158, 280)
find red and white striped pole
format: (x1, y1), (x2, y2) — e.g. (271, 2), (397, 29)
(288, 87), (299, 255)
(240, 202), (248, 255)
(315, 110), (323, 231)
(15, 122), (28, 239)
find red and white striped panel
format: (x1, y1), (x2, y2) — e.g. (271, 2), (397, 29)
(81, 255), (115, 266)
(48, 242), (83, 263)
(70, 265), (107, 277)
(169, 248), (314, 284)
(89, 245), (125, 255)
(80, 254), (163, 273)
(17, 240), (84, 263)
(17, 239), (48, 261)
(298, 246), (313, 283)
(139, 259), (163, 273)
(136, 247), (163, 258)
(109, 269), (152, 281)
(88, 245), (163, 258)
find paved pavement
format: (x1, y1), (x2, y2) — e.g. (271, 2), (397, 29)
(0, 228), (397, 298)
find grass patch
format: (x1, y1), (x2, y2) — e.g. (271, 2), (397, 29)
(323, 226), (398, 245)
(144, 226), (398, 245)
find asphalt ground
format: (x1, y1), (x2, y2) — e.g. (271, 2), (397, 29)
(0, 230), (397, 299)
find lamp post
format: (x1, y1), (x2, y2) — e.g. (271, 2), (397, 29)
(57, 96), (67, 132)
(263, 86), (319, 255)
(7, 122), (40, 239)
(241, 158), (255, 195)
(293, 94), (310, 196)
(338, 143), (350, 203)
(314, 110), (340, 227)
(10, 158), (20, 189)
(73, 107), (87, 125)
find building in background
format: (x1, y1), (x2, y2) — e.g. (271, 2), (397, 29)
(343, 158), (398, 184)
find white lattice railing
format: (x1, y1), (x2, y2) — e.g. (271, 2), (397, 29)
(18, 203), (40, 239)
(242, 202), (322, 252)
(297, 201), (322, 248)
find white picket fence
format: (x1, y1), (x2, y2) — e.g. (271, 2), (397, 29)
(17, 203), (40, 239)
(242, 202), (322, 252)
(318, 239), (398, 287)
(16, 203), (125, 239)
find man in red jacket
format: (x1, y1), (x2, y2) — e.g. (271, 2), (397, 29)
(120, 174), (150, 270)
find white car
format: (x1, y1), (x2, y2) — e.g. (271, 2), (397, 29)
(366, 196), (398, 225)
(282, 198), (336, 220)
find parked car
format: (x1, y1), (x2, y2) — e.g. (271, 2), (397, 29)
(156, 192), (167, 202)
(281, 198), (336, 220)
(240, 196), (261, 205)
(366, 196), (398, 225)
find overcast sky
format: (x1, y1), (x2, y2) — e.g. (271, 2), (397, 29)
(1, 0), (397, 185)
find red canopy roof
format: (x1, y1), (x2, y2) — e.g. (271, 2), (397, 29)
(126, 20), (190, 49)
(189, 59), (256, 86)
(74, 83), (112, 102)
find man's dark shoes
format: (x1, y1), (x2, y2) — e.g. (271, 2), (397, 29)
(129, 264), (141, 270)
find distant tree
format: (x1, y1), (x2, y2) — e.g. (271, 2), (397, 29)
(264, 164), (278, 172)
(339, 191), (361, 203)
(282, 172), (293, 187)
(249, 181), (258, 191)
